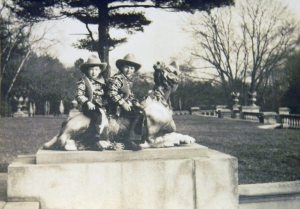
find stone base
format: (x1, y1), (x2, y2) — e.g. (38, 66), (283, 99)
(240, 106), (260, 113)
(0, 201), (5, 209)
(278, 107), (290, 115)
(13, 111), (29, 118)
(239, 181), (300, 209)
(7, 144), (238, 209)
(262, 112), (278, 124)
(3, 202), (39, 209)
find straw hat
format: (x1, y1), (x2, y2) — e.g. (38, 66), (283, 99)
(116, 54), (141, 72)
(80, 55), (107, 73)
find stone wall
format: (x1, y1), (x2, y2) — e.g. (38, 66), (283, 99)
(239, 181), (300, 209)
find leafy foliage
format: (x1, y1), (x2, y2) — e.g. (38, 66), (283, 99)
(6, 54), (81, 115)
(281, 50), (300, 113)
(173, 80), (228, 110)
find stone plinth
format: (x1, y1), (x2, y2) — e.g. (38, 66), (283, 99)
(7, 144), (238, 209)
(240, 106), (261, 121)
(240, 106), (260, 113)
(261, 112), (278, 124)
(278, 107), (290, 115)
(3, 202), (39, 209)
(13, 111), (28, 118)
(239, 181), (300, 209)
(231, 105), (241, 118)
(36, 145), (208, 164)
(190, 106), (200, 115)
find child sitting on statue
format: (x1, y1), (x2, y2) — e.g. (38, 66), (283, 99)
(107, 53), (143, 151)
(76, 54), (109, 145)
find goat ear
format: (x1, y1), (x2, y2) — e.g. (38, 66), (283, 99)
(169, 61), (178, 70)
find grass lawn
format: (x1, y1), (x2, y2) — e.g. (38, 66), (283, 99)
(0, 115), (299, 184)
(0, 117), (62, 172)
(175, 115), (300, 184)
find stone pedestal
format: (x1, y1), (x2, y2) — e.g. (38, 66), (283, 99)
(7, 144), (238, 209)
(240, 106), (260, 121)
(278, 107), (290, 115)
(261, 112), (278, 124)
(13, 110), (29, 118)
(231, 105), (241, 118)
(240, 106), (260, 113)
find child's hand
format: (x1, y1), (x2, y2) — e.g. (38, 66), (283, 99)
(121, 102), (132, 111)
(87, 101), (95, 110)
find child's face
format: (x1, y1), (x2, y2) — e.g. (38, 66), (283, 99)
(122, 64), (135, 78)
(87, 66), (101, 79)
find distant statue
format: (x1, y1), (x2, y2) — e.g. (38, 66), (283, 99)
(14, 96), (24, 113)
(29, 102), (33, 117)
(32, 102), (36, 116)
(44, 101), (50, 115)
(43, 58), (195, 151)
(59, 100), (64, 116)
(248, 91), (257, 106)
(13, 95), (29, 117)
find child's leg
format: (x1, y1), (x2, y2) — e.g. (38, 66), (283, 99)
(95, 107), (110, 141)
(82, 102), (101, 135)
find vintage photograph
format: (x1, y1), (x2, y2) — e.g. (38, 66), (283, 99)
(0, 0), (299, 208)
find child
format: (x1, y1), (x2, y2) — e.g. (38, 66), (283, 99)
(76, 54), (108, 142)
(107, 53), (142, 150)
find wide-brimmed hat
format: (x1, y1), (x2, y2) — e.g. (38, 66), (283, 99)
(116, 53), (141, 72)
(80, 55), (107, 73)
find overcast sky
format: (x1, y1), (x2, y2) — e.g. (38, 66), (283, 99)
(33, 0), (300, 74)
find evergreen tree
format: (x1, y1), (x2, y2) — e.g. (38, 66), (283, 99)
(11, 0), (234, 65)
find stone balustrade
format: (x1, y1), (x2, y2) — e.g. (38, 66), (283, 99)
(280, 114), (300, 129)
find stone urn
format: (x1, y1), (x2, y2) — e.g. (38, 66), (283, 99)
(248, 91), (257, 106)
(231, 92), (240, 118)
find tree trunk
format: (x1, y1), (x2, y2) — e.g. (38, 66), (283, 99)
(0, 76), (2, 108)
(97, 2), (111, 79)
(5, 50), (31, 99)
(97, 2), (109, 64)
(249, 68), (257, 96)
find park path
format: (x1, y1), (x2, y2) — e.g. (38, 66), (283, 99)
(0, 173), (7, 208)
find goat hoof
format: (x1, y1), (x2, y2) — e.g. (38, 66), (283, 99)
(139, 141), (150, 149)
(95, 142), (104, 151)
(64, 140), (77, 151)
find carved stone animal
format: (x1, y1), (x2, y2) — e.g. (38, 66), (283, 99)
(43, 61), (194, 151)
(138, 61), (195, 147)
(43, 108), (109, 151)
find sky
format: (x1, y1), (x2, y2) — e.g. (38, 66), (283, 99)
(32, 0), (300, 74)
(37, 9), (192, 73)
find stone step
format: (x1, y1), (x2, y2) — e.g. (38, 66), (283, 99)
(0, 173), (7, 203)
(3, 202), (39, 209)
(0, 201), (6, 209)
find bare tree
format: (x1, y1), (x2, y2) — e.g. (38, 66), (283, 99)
(188, 0), (298, 104)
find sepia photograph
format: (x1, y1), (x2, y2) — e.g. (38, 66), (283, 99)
(0, 0), (300, 208)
